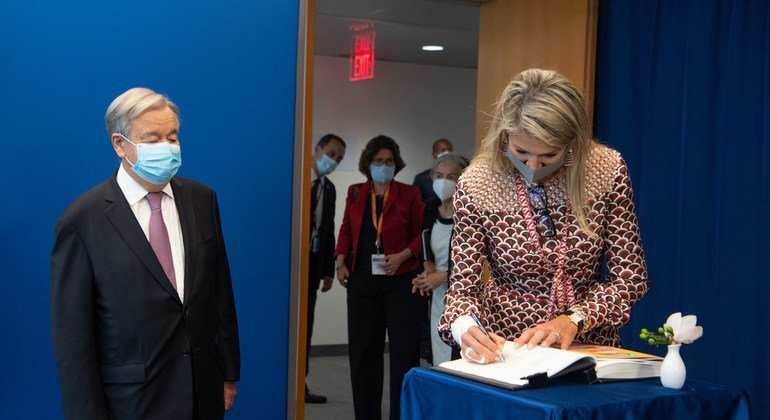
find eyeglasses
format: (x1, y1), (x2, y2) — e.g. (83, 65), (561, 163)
(371, 158), (395, 166)
(527, 185), (556, 237)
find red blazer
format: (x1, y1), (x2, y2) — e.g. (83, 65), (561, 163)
(336, 180), (423, 276)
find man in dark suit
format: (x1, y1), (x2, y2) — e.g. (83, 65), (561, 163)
(412, 138), (453, 209)
(51, 87), (240, 420)
(305, 134), (346, 403)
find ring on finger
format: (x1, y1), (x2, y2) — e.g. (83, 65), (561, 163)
(463, 347), (485, 364)
(553, 331), (561, 340)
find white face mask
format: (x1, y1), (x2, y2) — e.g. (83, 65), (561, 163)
(506, 149), (565, 184)
(432, 178), (457, 201)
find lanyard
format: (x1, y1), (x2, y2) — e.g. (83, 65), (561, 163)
(370, 185), (389, 252)
(514, 175), (574, 317)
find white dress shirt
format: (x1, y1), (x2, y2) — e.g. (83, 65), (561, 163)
(117, 165), (186, 302)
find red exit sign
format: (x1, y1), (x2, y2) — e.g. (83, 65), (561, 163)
(350, 24), (375, 81)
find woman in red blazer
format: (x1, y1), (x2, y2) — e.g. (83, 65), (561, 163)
(335, 135), (424, 420)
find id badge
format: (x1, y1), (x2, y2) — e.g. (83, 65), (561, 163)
(311, 233), (319, 253)
(371, 254), (386, 275)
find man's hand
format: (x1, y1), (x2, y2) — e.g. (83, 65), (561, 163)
(224, 381), (237, 411)
(321, 276), (333, 292)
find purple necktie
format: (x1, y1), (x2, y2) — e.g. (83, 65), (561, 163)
(147, 192), (177, 290)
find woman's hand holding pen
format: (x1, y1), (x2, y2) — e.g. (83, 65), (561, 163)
(515, 315), (578, 350)
(461, 326), (506, 364)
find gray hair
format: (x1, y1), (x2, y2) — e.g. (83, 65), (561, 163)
(430, 153), (469, 177)
(105, 87), (179, 137)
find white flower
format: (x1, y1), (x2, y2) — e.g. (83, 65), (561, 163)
(664, 312), (703, 344)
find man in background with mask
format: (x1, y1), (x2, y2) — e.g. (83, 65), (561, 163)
(51, 87), (240, 420)
(305, 133), (346, 404)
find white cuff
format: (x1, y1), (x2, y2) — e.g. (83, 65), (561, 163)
(451, 315), (476, 347)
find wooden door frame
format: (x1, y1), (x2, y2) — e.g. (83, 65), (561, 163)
(289, 0), (314, 418)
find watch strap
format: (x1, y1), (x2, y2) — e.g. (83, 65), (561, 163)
(563, 306), (588, 333)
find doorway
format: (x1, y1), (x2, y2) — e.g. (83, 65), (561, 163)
(303, 0), (481, 418)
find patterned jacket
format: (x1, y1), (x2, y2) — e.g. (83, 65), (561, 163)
(438, 145), (649, 347)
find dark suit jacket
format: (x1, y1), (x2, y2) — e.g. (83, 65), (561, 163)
(309, 177), (337, 288)
(51, 174), (240, 420)
(335, 180), (423, 276)
(413, 169), (440, 208)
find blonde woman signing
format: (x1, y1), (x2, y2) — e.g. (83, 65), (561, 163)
(438, 69), (649, 364)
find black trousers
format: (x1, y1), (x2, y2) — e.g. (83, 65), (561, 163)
(347, 269), (424, 420)
(306, 252), (322, 378)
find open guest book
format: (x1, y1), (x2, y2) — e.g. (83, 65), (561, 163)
(432, 342), (663, 390)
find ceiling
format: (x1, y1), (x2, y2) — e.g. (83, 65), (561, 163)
(315, 0), (483, 69)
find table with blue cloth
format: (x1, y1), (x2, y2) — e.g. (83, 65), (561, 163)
(401, 367), (750, 420)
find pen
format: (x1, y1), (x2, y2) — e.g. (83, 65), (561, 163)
(469, 311), (505, 361)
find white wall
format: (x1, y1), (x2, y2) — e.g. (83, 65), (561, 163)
(311, 55), (477, 345)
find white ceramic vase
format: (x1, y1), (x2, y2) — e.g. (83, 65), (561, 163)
(660, 344), (686, 389)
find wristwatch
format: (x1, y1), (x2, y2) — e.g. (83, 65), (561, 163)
(562, 306), (588, 333)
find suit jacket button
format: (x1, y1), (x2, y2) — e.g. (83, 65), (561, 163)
(185, 308), (191, 316)
(182, 350), (191, 357)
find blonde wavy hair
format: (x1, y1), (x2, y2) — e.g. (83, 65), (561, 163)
(474, 68), (596, 236)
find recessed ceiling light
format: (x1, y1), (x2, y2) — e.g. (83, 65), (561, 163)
(422, 45), (444, 52)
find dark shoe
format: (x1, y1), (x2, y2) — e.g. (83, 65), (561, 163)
(305, 389), (327, 404)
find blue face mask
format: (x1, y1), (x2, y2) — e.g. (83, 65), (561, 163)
(315, 152), (338, 176)
(120, 134), (182, 185)
(369, 164), (395, 184)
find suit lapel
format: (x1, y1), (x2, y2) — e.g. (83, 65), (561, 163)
(321, 180), (334, 230)
(171, 177), (196, 304)
(103, 176), (182, 305)
(383, 180), (398, 214)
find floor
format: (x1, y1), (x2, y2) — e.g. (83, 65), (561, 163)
(304, 355), (430, 420)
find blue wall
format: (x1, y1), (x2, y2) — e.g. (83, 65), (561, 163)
(595, 0), (769, 415)
(0, 1), (299, 418)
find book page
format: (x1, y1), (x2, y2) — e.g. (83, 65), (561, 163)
(436, 341), (594, 387)
(569, 344), (662, 361)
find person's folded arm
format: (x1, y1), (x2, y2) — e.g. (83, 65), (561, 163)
(334, 185), (356, 261)
(406, 187), (424, 259)
(579, 157), (650, 332)
(212, 191), (240, 383)
(51, 218), (109, 419)
(437, 179), (488, 347)
(321, 186), (337, 279)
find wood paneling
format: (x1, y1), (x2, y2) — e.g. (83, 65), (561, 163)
(292, 0), (314, 418)
(475, 0), (598, 143)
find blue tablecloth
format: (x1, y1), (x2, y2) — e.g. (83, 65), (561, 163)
(401, 367), (750, 420)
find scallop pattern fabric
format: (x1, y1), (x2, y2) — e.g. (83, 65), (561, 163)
(438, 145), (649, 347)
